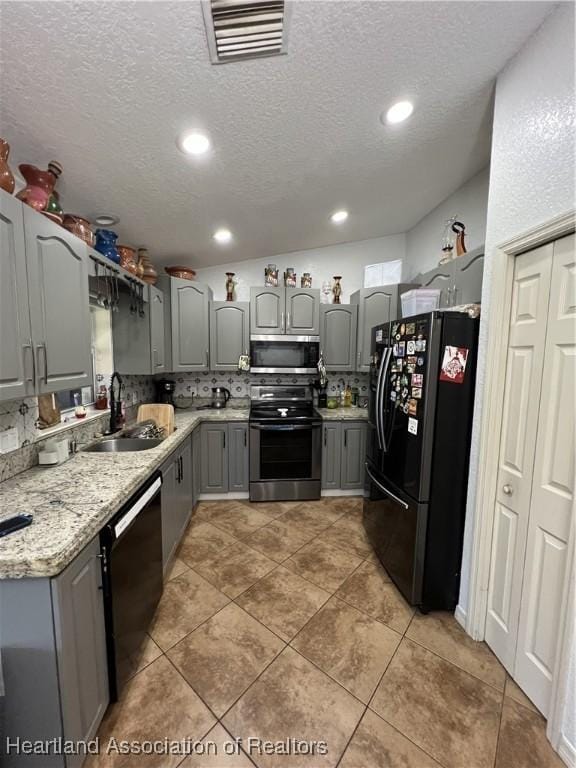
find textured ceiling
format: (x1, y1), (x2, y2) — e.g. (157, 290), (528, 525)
(0, 1), (553, 268)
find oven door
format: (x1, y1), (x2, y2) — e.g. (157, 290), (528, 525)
(250, 422), (321, 482)
(250, 337), (320, 374)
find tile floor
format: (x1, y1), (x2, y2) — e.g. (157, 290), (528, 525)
(87, 498), (564, 768)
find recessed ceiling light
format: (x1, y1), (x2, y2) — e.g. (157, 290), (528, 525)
(384, 100), (414, 125)
(213, 228), (232, 244)
(94, 214), (119, 227)
(178, 131), (211, 156)
(330, 210), (349, 224)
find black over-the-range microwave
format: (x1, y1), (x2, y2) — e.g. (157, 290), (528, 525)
(249, 335), (320, 374)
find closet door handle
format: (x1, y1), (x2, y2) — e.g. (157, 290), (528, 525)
(503, 484), (513, 496)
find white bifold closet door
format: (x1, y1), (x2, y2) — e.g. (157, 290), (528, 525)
(486, 233), (575, 717)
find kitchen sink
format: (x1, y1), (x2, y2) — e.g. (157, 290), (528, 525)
(82, 438), (164, 453)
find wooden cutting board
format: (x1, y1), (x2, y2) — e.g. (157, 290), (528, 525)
(136, 404), (175, 435)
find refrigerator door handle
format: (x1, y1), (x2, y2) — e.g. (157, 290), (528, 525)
(365, 463), (409, 510)
(379, 348), (393, 452)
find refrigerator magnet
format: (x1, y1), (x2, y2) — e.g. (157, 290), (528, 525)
(376, 329), (383, 342)
(407, 340), (416, 354)
(408, 417), (418, 435)
(406, 322), (415, 335)
(417, 356), (425, 367)
(408, 399), (418, 416)
(412, 387), (422, 399)
(400, 324), (406, 335)
(390, 391), (397, 401)
(407, 355), (417, 365)
(439, 346), (469, 384)
(392, 323), (399, 336)
(415, 339), (426, 352)
(412, 373), (423, 386)
(406, 364), (415, 374)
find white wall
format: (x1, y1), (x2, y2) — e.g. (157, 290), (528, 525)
(404, 168), (490, 278)
(458, 2), (575, 754)
(194, 234), (406, 303)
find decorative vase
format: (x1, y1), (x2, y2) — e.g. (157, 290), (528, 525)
(284, 268), (297, 287)
(95, 228), (120, 264)
(0, 139), (15, 194)
(137, 248), (158, 285)
(301, 272), (312, 288)
(225, 272), (235, 301)
(43, 161), (63, 222)
(62, 215), (94, 246)
(332, 276), (342, 304)
(452, 220), (467, 257)
(16, 163), (55, 211)
(265, 263), (278, 287)
(117, 245), (138, 274)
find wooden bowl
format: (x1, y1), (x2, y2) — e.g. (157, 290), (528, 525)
(165, 265), (196, 280)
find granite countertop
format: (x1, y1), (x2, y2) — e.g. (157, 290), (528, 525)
(0, 409), (249, 580)
(316, 406), (369, 420)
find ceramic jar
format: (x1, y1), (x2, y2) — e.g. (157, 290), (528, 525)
(95, 229), (120, 264)
(137, 248), (158, 285)
(0, 139), (15, 194)
(117, 245), (138, 274)
(225, 272), (235, 301)
(43, 161), (63, 223)
(332, 275), (342, 304)
(62, 215), (95, 247)
(17, 164), (55, 211)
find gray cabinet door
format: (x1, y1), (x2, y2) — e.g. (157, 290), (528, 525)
(51, 537), (108, 766)
(150, 285), (166, 373)
(177, 439), (193, 534)
(340, 422), (367, 490)
(453, 248), (484, 305)
(24, 206), (92, 393)
(0, 191), (34, 401)
(112, 288), (152, 375)
(192, 426), (201, 509)
(160, 453), (179, 568)
(170, 278), (211, 371)
(210, 301), (249, 370)
(417, 264), (454, 308)
(321, 421), (342, 489)
(250, 287), (284, 334)
(228, 422), (249, 491)
(351, 286), (396, 371)
(320, 305), (357, 371)
(200, 423), (229, 493)
(286, 288), (320, 335)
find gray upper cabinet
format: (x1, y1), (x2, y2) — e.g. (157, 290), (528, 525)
(228, 423), (249, 492)
(321, 421), (342, 490)
(150, 285), (166, 373)
(452, 248), (484, 305)
(320, 304), (357, 371)
(200, 423), (229, 493)
(351, 284), (415, 371)
(51, 537), (109, 766)
(416, 264), (453, 308)
(286, 288), (320, 335)
(112, 287), (152, 375)
(210, 301), (249, 370)
(24, 206), (92, 394)
(0, 190), (33, 402)
(250, 287), (284, 334)
(340, 421), (367, 490)
(157, 276), (212, 372)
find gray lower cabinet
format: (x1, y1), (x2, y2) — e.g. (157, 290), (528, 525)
(250, 287), (284, 334)
(340, 422), (368, 489)
(210, 301), (249, 370)
(157, 276), (212, 372)
(161, 437), (193, 569)
(351, 284), (416, 371)
(192, 426), (201, 508)
(0, 537), (108, 768)
(200, 423), (229, 493)
(228, 422), (249, 491)
(24, 205), (92, 394)
(286, 288), (320, 335)
(0, 190), (33, 401)
(321, 421), (342, 489)
(320, 304), (358, 371)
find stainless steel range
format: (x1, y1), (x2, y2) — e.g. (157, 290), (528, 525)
(249, 385), (322, 502)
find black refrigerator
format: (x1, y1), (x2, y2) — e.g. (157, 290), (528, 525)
(364, 311), (479, 611)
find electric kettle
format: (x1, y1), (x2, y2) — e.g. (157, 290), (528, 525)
(211, 387), (231, 409)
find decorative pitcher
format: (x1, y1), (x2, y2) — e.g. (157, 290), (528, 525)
(95, 229), (120, 264)
(0, 139), (15, 194)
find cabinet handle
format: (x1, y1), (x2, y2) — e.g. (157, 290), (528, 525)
(281, 312), (285, 332)
(286, 312), (291, 330)
(324, 427), (327, 446)
(344, 430), (348, 447)
(244, 430), (247, 447)
(223, 430), (226, 450)
(205, 350), (209, 367)
(452, 284), (457, 306)
(503, 484), (513, 496)
(36, 343), (48, 384)
(22, 343), (34, 383)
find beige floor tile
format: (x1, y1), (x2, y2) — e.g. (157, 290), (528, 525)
(86, 656), (215, 768)
(371, 638), (502, 768)
(407, 611), (506, 691)
(321, 515), (375, 558)
(119, 634), (163, 683)
(165, 556), (190, 582)
(281, 503), (345, 535)
(178, 521), (239, 569)
(237, 565), (330, 641)
(291, 597), (401, 703)
(180, 723), (255, 767)
(223, 647), (364, 768)
(336, 561), (414, 633)
(168, 603), (284, 716)
(193, 541), (277, 598)
(339, 709), (441, 768)
(195, 500), (241, 521)
(208, 502), (274, 538)
(237, 500), (290, 519)
(504, 674), (539, 713)
(241, 518), (315, 563)
(149, 569), (229, 651)
(495, 697), (563, 768)
(327, 496), (363, 515)
(284, 539), (363, 592)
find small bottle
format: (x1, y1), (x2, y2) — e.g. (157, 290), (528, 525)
(339, 386), (346, 407)
(344, 382), (352, 407)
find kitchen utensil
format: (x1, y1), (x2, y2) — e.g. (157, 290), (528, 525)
(136, 404), (175, 435)
(164, 265), (196, 280)
(211, 387), (231, 409)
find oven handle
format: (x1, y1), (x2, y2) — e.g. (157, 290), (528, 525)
(251, 423), (321, 431)
(365, 463), (409, 510)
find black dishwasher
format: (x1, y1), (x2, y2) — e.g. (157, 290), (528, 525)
(100, 471), (163, 700)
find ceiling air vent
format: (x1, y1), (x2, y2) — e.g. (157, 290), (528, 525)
(202, 0), (290, 63)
